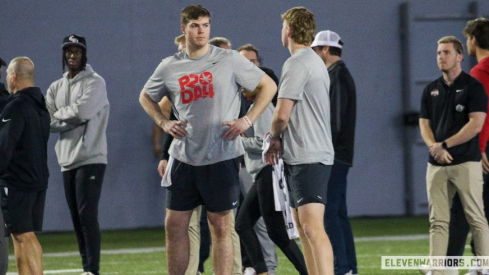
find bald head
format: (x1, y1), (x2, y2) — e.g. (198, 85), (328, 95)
(6, 57), (35, 94)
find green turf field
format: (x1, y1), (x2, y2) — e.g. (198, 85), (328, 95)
(4, 216), (474, 274)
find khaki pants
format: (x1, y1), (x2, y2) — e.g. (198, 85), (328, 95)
(186, 206), (242, 275)
(427, 162), (489, 260)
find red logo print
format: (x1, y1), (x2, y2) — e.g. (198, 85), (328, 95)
(179, 72), (215, 104)
(199, 72), (212, 85)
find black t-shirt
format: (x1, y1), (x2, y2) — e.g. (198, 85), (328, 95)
(420, 71), (488, 165)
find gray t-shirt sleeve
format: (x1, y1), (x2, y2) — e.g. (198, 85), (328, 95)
(231, 51), (265, 92)
(278, 58), (310, 101)
(144, 59), (170, 103)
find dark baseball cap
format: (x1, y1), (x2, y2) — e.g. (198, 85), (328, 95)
(62, 34), (86, 50)
(0, 57), (6, 67)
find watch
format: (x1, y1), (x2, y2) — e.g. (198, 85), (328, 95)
(442, 141), (448, 150)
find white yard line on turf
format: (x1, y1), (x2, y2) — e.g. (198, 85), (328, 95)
(3, 235), (446, 274)
(7, 269), (83, 274)
(8, 247), (166, 260)
(355, 234), (429, 242)
(6, 247), (168, 274)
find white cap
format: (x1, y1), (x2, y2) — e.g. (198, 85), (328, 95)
(311, 30), (342, 49)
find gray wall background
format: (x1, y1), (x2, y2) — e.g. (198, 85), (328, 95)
(0, 0), (484, 231)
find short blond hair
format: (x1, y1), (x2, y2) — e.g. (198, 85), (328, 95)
(209, 37), (231, 48)
(174, 34), (185, 45)
(281, 7), (316, 45)
(437, 36), (464, 55)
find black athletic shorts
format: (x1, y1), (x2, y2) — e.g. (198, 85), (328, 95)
(1, 188), (46, 236)
(167, 157), (240, 212)
(284, 163), (331, 208)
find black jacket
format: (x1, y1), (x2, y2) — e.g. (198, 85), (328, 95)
(328, 60), (356, 166)
(0, 87), (50, 191)
(0, 83), (9, 112)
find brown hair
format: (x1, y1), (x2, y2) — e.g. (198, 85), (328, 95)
(237, 43), (261, 62)
(463, 18), (489, 50)
(181, 5), (211, 26)
(281, 7), (316, 45)
(437, 36), (464, 55)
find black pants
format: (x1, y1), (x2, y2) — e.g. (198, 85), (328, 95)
(235, 165), (307, 274)
(447, 170), (489, 256)
(0, 201), (8, 275)
(63, 164), (105, 274)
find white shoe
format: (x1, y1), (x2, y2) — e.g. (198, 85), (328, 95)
(463, 265), (487, 275)
(243, 267), (256, 275)
(345, 271), (353, 275)
(81, 273), (94, 275)
(419, 265), (431, 275)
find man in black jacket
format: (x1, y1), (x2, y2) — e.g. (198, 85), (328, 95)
(0, 56), (50, 275)
(0, 56), (9, 275)
(0, 57), (9, 111)
(312, 30), (358, 275)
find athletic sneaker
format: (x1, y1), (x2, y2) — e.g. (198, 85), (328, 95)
(418, 265), (431, 275)
(345, 270), (353, 275)
(81, 272), (94, 275)
(243, 267), (256, 275)
(463, 265), (489, 275)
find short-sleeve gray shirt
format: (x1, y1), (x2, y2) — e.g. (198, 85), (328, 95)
(278, 47), (334, 165)
(144, 46), (265, 166)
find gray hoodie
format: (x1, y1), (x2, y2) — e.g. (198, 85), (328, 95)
(46, 64), (109, 171)
(242, 102), (274, 181)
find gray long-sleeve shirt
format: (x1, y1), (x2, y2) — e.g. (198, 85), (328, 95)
(242, 102), (274, 181)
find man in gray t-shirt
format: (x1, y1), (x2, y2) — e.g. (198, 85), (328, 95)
(264, 7), (334, 275)
(139, 5), (276, 274)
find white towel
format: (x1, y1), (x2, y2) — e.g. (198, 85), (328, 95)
(261, 133), (271, 163)
(262, 135), (299, 239)
(161, 156), (174, 187)
(271, 160), (284, 211)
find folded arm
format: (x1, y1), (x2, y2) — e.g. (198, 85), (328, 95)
(53, 78), (107, 124)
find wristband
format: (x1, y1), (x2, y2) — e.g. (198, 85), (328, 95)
(269, 134), (280, 141)
(442, 141), (448, 150)
(243, 115), (252, 127)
